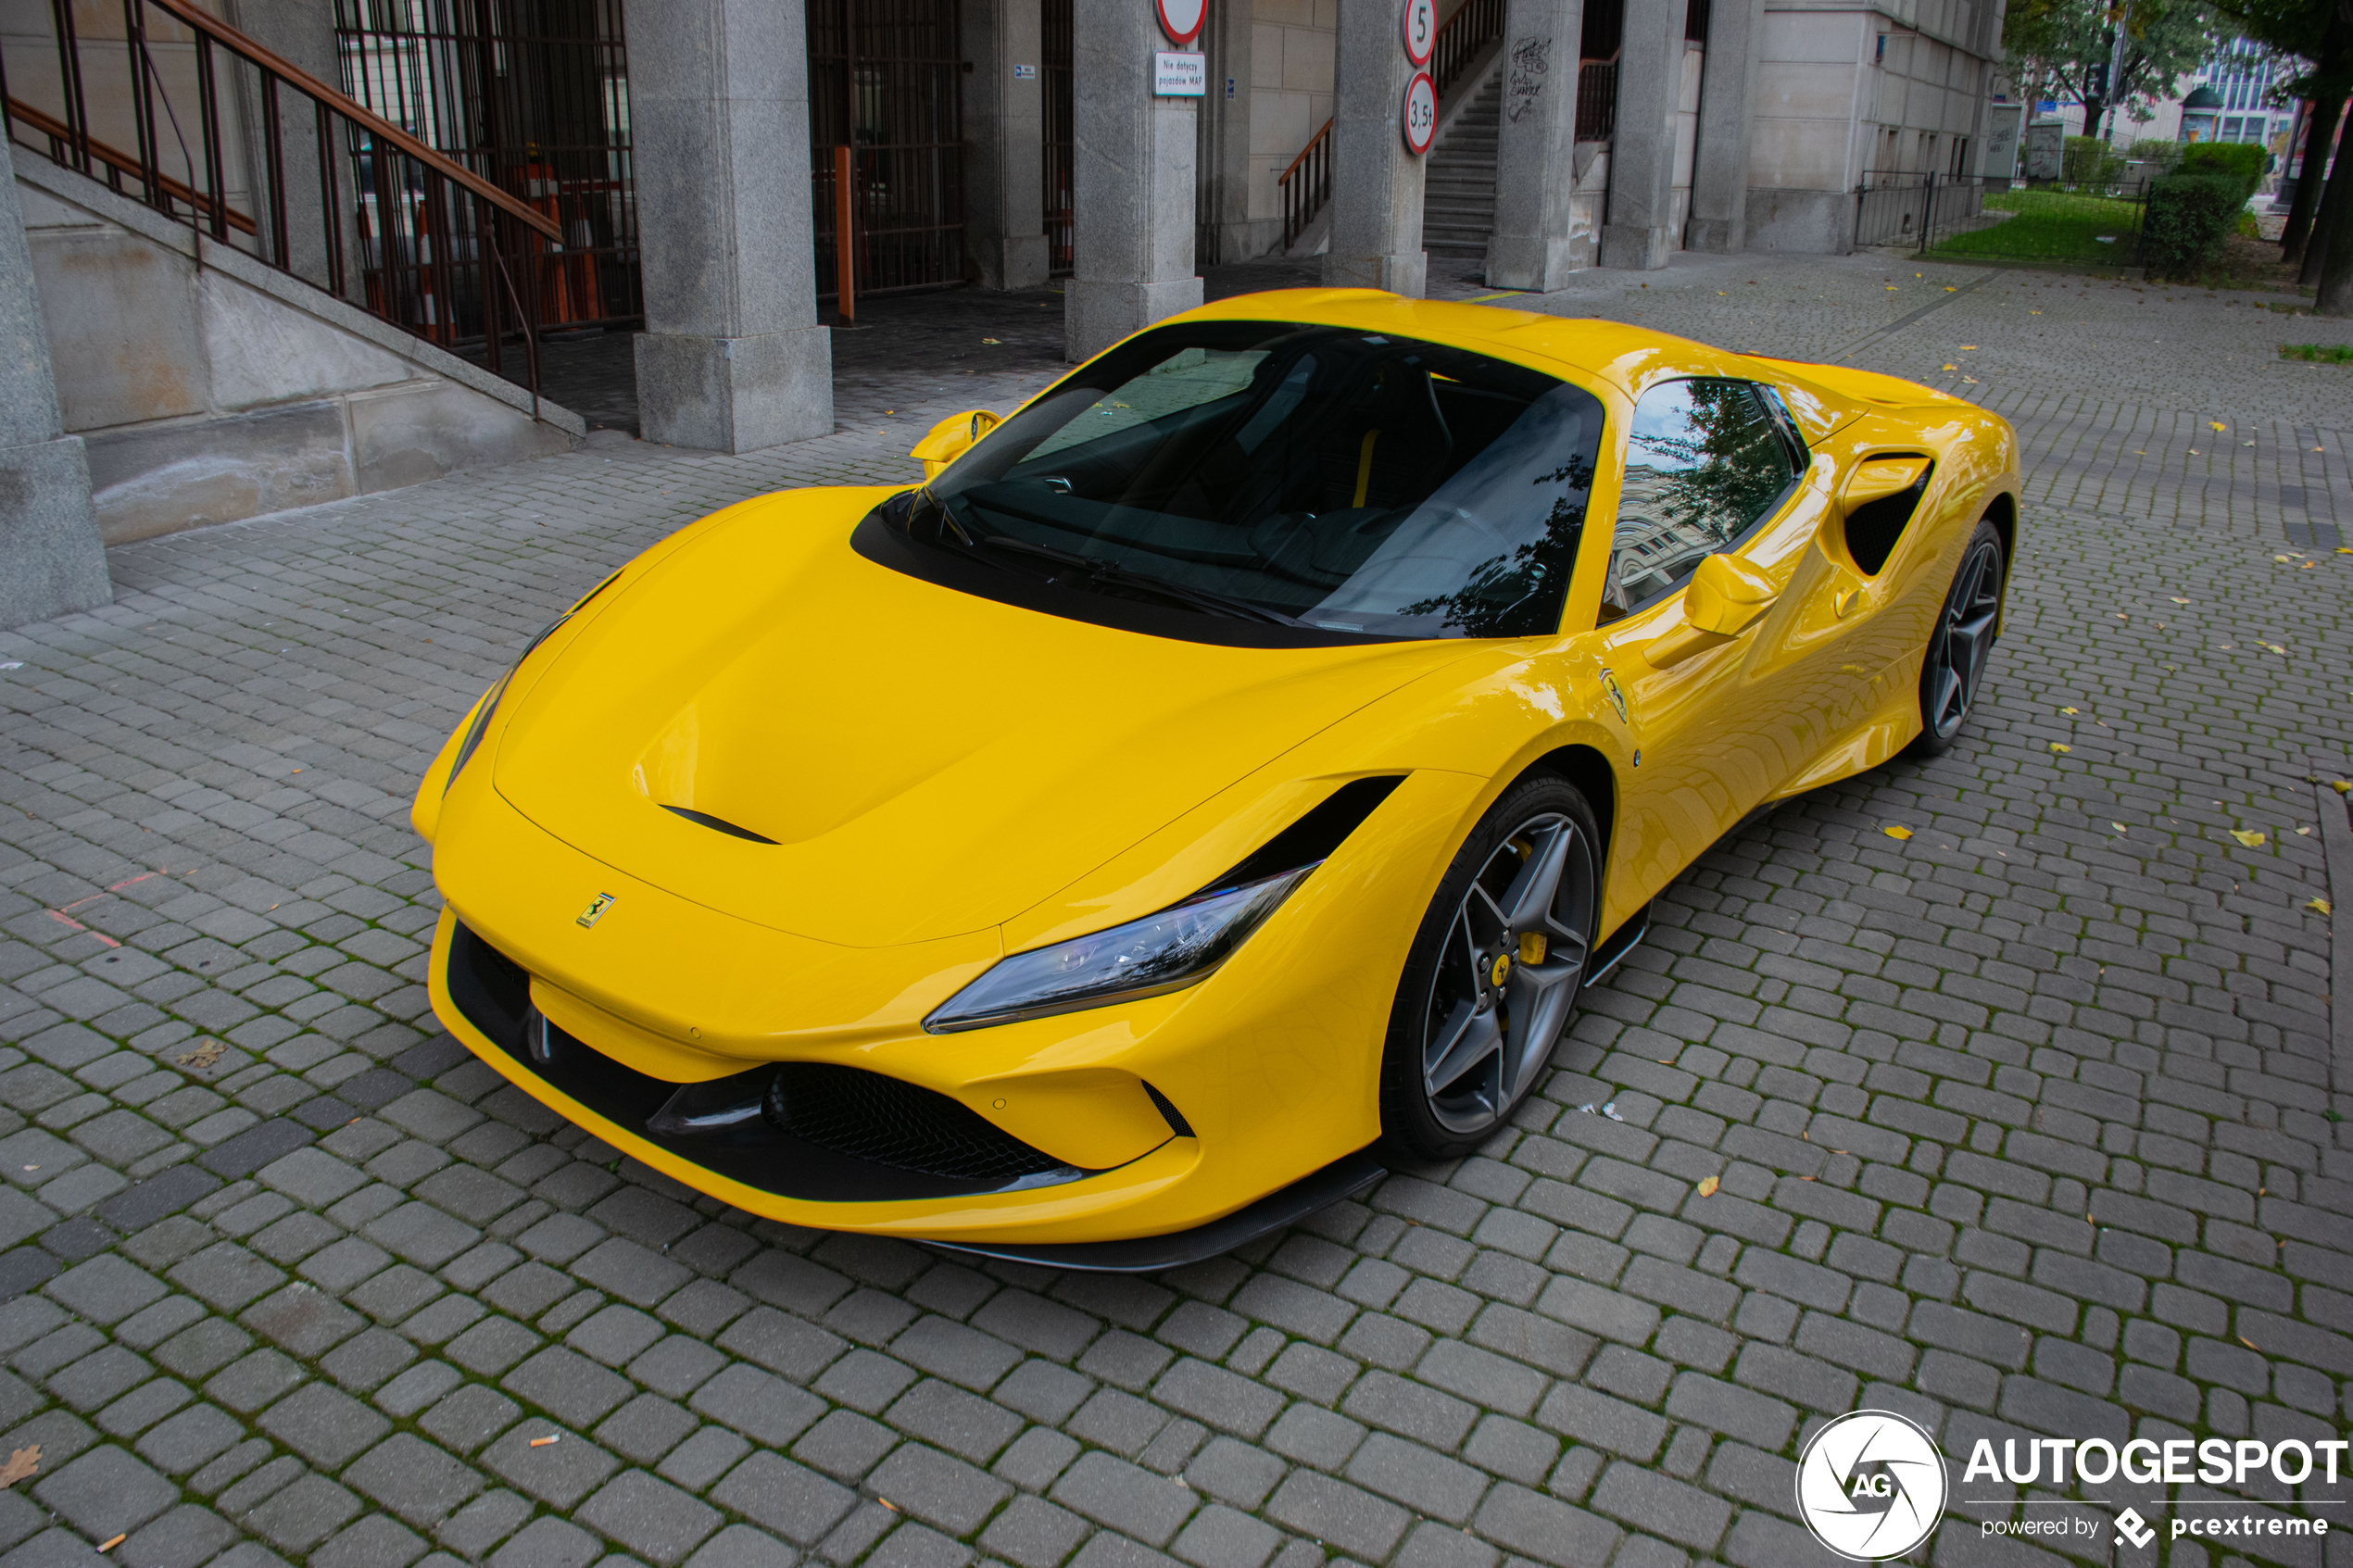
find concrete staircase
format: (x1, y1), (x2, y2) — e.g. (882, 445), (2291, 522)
(1423, 65), (1502, 260)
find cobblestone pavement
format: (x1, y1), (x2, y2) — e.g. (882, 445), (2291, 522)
(0, 251), (2347, 1568)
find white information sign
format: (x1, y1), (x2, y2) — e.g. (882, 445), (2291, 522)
(1401, 70), (1437, 154)
(1402, 0), (1437, 65)
(1154, 50), (1207, 96)
(1156, 0), (1205, 45)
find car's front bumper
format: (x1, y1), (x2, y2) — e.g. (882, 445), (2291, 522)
(424, 765), (1486, 1248)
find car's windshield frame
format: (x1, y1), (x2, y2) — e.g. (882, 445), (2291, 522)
(856, 319), (1611, 648)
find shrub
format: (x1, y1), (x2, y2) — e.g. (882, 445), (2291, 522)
(2141, 170), (2246, 278)
(2177, 142), (2264, 201)
(2124, 138), (2181, 169)
(2062, 135), (2125, 187)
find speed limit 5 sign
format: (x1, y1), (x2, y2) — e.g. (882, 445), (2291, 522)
(1402, 0), (1436, 63)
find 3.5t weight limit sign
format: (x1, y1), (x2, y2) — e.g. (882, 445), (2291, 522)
(1401, 70), (1436, 154)
(1402, 0), (1436, 64)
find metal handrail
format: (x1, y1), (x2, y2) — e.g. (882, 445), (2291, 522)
(1431, 0), (1504, 100)
(7, 94), (256, 234)
(141, 0), (557, 242)
(5, 0), (565, 408)
(1278, 119), (1332, 252)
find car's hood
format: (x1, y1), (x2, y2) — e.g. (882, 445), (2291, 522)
(493, 489), (1474, 948)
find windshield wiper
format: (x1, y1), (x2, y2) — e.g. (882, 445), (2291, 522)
(973, 535), (1303, 626)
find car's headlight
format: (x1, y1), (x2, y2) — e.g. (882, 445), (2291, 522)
(444, 569), (622, 794)
(923, 866), (1315, 1034)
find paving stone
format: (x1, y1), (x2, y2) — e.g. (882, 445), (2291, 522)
(0, 257), (2340, 1568)
(575, 1469), (723, 1566)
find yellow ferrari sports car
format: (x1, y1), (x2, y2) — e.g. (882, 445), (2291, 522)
(412, 289), (2019, 1270)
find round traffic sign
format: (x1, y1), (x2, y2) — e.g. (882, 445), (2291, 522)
(1402, 0), (1437, 64)
(1401, 70), (1437, 154)
(1157, 0), (1205, 45)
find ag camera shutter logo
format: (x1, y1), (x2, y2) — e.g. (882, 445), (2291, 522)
(1795, 1411), (1949, 1560)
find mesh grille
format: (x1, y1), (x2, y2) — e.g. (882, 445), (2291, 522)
(765, 1064), (1067, 1185)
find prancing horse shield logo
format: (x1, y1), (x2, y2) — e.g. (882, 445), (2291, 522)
(576, 893), (617, 929)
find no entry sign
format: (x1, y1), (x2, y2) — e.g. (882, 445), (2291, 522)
(1157, 0), (1205, 46)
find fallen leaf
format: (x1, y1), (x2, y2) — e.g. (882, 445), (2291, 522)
(1942, 364), (1957, 371)
(1883, 825), (1913, 840)
(174, 1042), (223, 1070)
(2209, 421), (2228, 432)
(2259, 643), (2287, 656)
(2332, 781), (2352, 794)
(2050, 743), (2070, 754)
(1959, 345), (1978, 351)
(2170, 596), (2190, 605)
(2231, 829), (2267, 847)
(1697, 1175), (1721, 1198)
(2309, 897), (2334, 915)
(2060, 706), (2080, 715)
(2112, 823), (2127, 834)
(2275, 555), (2294, 562)
(980, 338), (1001, 345)
(2297, 826), (2311, 835)
(0, 1447), (37, 1487)
(2240, 1336), (2260, 1352)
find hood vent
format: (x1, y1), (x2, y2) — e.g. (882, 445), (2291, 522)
(662, 806), (779, 845)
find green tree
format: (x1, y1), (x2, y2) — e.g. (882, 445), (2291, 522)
(2005, 0), (2225, 138)
(2211, 0), (2353, 269)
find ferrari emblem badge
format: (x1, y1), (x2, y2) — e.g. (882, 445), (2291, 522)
(1490, 954), (1512, 986)
(1599, 669), (1629, 726)
(576, 892), (617, 929)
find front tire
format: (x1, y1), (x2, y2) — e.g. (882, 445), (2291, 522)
(1908, 519), (2006, 759)
(1379, 776), (1601, 1161)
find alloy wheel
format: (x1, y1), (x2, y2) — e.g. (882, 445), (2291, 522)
(1924, 536), (2003, 742)
(1418, 812), (1596, 1137)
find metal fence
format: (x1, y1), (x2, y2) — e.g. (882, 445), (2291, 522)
(1853, 171), (2147, 260)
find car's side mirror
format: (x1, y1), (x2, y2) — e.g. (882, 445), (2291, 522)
(910, 408), (1001, 481)
(1840, 455), (1931, 511)
(1682, 551), (1778, 637)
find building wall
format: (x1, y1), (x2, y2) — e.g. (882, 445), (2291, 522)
(1744, 0), (1998, 252)
(15, 159), (577, 545)
(1247, 0), (1338, 232)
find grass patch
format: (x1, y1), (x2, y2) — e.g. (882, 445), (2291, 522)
(1928, 189), (2142, 263)
(2279, 342), (2353, 364)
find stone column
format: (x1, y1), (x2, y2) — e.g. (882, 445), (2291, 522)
(1598, 0), (1684, 269)
(226, 0), (363, 300)
(1201, 0), (1255, 264)
(1489, 0), (1588, 289)
(1324, 0), (1425, 294)
(1067, 4), (1203, 360)
(1685, 0), (1762, 252)
(0, 143), (112, 629)
(964, 0), (1051, 289)
(625, 0), (833, 451)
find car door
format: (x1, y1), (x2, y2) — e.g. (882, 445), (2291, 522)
(1582, 376), (1840, 912)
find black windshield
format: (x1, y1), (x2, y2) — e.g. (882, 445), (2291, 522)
(873, 320), (1605, 644)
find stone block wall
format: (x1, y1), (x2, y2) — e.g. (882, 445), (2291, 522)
(14, 159), (581, 546)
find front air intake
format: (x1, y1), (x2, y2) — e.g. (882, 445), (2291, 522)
(764, 1063), (1070, 1185)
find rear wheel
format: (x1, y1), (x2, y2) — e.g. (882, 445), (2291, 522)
(1909, 519), (2006, 758)
(1380, 776), (1601, 1160)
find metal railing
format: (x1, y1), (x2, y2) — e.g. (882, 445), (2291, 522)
(1279, 0), (1504, 255)
(1854, 169), (2145, 258)
(1432, 0), (1504, 100)
(2, 0), (566, 408)
(1278, 120), (1331, 253)
(1577, 56), (1618, 141)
